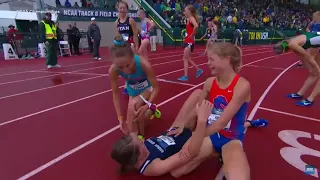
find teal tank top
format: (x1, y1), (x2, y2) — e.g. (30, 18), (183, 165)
(117, 55), (151, 97)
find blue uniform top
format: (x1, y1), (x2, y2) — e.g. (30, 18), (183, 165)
(116, 55), (151, 97)
(310, 23), (320, 33)
(139, 128), (192, 174)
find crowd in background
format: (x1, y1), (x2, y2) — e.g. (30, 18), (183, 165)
(150, 0), (314, 30)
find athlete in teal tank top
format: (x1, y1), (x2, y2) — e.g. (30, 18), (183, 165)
(116, 55), (152, 96)
(109, 36), (160, 137)
(273, 32), (320, 107)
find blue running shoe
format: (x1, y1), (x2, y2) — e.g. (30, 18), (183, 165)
(287, 93), (302, 99)
(178, 75), (188, 81)
(122, 88), (128, 95)
(296, 99), (313, 107)
(196, 69), (203, 78)
(247, 119), (268, 127)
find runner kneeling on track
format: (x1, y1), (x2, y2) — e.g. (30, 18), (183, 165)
(109, 36), (160, 138)
(273, 32), (320, 106)
(110, 42), (268, 178)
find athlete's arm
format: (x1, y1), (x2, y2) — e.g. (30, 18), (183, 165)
(141, 58), (159, 104)
(146, 18), (156, 32)
(143, 150), (195, 176)
(306, 21), (312, 32)
(129, 18), (139, 49)
(205, 78), (251, 136)
(114, 20), (120, 37)
(213, 24), (218, 35)
(200, 28), (208, 40)
(198, 77), (213, 104)
(189, 17), (199, 39)
(109, 65), (123, 120)
(289, 40), (320, 72)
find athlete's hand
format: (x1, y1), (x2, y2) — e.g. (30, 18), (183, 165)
(196, 100), (213, 123)
(134, 105), (149, 122)
(166, 126), (184, 137)
(119, 120), (129, 134)
(179, 140), (192, 160)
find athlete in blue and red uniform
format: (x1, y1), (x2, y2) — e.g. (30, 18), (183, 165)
(178, 5), (203, 81)
(167, 42), (268, 179)
(115, 0), (139, 95)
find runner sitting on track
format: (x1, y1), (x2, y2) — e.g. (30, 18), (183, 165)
(115, 0), (139, 95)
(178, 5), (203, 81)
(109, 36), (159, 139)
(110, 42), (267, 178)
(138, 9), (155, 60)
(273, 31), (320, 106)
(200, 20), (218, 56)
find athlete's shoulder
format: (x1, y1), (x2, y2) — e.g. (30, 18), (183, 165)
(108, 64), (118, 76)
(204, 77), (215, 91)
(235, 77), (250, 91)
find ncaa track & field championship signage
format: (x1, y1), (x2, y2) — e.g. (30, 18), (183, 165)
(57, 8), (138, 19)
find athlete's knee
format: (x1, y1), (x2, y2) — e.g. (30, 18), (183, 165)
(190, 89), (202, 97)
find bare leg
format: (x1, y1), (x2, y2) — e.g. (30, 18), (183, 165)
(222, 140), (250, 180)
(170, 89), (202, 130)
(306, 54), (320, 102)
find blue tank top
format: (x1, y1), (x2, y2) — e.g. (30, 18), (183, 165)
(139, 128), (192, 174)
(310, 23), (320, 33)
(140, 19), (149, 38)
(116, 55), (151, 97)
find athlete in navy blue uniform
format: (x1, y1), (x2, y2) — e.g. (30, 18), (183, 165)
(111, 100), (214, 177)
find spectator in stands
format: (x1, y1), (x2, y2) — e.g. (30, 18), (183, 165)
(7, 24), (23, 56)
(88, 17), (101, 60)
(81, 0), (87, 8)
(64, 0), (71, 7)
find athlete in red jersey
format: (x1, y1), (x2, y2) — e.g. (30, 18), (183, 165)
(178, 5), (203, 81)
(166, 42), (267, 179)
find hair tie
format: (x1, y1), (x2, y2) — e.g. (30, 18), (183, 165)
(114, 39), (125, 46)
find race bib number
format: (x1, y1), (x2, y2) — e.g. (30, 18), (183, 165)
(207, 113), (232, 129)
(128, 80), (149, 90)
(121, 34), (129, 41)
(157, 135), (176, 146)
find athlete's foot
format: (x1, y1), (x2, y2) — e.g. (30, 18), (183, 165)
(122, 88), (128, 95)
(178, 75), (188, 81)
(287, 93), (302, 99)
(296, 99), (313, 107)
(196, 69), (203, 78)
(247, 119), (268, 127)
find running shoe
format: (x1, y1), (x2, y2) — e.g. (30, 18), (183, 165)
(296, 99), (313, 107)
(287, 93), (302, 99)
(196, 69), (203, 78)
(178, 75), (188, 81)
(247, 119), (268, 127)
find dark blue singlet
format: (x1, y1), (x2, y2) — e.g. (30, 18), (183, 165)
(139, 128), (192, 174)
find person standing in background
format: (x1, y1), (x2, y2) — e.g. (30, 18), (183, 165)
(72, 22), (81, 55)
(66, 24), (74, 55)
(149, 21), (157, 51)
(88, 17), (101, 60)
(7, 24), (23, 56)
(56, 22), (65, 56)
(39, 12), (60, 69)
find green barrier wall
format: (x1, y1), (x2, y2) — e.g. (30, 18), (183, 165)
(162, 27), (298, 47)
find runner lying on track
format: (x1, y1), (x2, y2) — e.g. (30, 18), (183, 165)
(109, 36), (159, 138)
(273, 31), (320, 106)
(110, 42), (268, 179)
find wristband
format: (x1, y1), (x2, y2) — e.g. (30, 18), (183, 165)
(118, 116), (124, 121)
